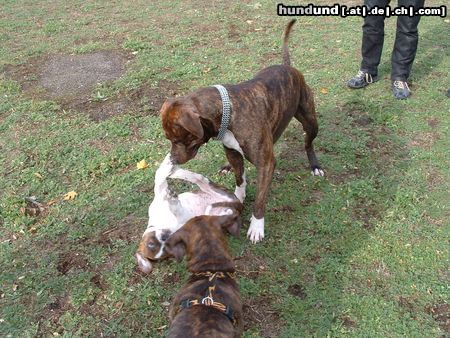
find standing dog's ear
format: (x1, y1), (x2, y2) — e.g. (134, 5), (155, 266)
(213, 212), (242, 238)
(178, 106), (204, 139)
(164, 230), (187, 261)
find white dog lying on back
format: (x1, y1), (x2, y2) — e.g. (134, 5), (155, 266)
(136, 153), (243, 273)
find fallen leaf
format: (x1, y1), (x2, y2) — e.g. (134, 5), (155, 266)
(34, 172), (43, 179)
(63, 191), (78, 201)
(12, 283), (18, 292)
(320, 88), (328, 94)
(136, 159), (149, 170)
(246, 20), (253, 24)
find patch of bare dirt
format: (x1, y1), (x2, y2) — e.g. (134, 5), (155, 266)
(426, 170), (445, 191)
(339, 100), (374, 129)
(37, 294), (71, 336)
(73, 80), (179, 122)
(56, 252), (88, 275)
(4, 51), (129, 100)
(90, 274), (108, 291)
(300, 189), (324, 207)
(287, 283), (307, 299)
(427, 117), (439, 129)
(340, 315), (357, 329)
(352, 200), (380, 230)
(3, 51), (180, 121)
(396, 295), (419, 316)
(163, 271), (182, 285)
(243, 295), (284, 338)
(270, 204), (295, 213)
(234, 249), (268, 280)
(408, 132), (437, 149)
(97, 214), (144, 247)
(426, 303), (450, 334)
(40, 52), (127, 98)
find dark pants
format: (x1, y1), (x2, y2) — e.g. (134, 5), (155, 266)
(360, 0), (425, 81)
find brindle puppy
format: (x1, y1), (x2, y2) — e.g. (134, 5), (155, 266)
(165, 214), (243, 338)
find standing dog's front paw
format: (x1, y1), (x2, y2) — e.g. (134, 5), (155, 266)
(247, 215), (264, 244)
(311, 166), (325, 177)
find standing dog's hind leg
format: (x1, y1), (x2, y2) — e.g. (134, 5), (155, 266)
(294, 86), (324, 176)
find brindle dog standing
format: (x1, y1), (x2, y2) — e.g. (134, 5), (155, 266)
(160, 20), (323, 243)
(165, 214), (243, 338)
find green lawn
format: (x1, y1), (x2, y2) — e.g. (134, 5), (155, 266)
(0, 1), (448, 337)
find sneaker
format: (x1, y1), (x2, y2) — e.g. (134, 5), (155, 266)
(392, 80), (411, 99)
(347, 70), (378, 89)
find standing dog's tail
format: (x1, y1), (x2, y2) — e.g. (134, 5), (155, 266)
(282, 19), (296, 67)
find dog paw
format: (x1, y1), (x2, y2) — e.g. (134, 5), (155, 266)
(247, 215), (264, 244)
(219, 164), (233, 175)
(155, 154), (175, 180)
(311, 167), (325, 177)
(234, 185), (246, 203)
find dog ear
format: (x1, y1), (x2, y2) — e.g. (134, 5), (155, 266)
(164, 230), (187, 261)
(178, 107), (204, 139)
(160, 99), (172, 115)
(213, 212), (242, 238)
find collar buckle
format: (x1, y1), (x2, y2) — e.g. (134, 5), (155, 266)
(201, 296), (214, 306)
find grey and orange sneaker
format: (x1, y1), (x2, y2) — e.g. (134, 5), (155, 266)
(347, 70), (379, 89)
(392, 80), (411, 99)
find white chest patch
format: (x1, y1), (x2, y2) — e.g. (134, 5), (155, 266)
(221, 130), (244, 156)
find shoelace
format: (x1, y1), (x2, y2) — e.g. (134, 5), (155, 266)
(393, 80), (409, 91)
(356, 70), (373, 84)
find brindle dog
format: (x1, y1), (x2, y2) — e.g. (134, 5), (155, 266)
(165, 214), (243, 337)
(160, 20), (323, 244)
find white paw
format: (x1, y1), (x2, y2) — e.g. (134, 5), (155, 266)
(247, 215), (264, 244)
(234, 174), (247, 203)
(162, 153), (173, 165)
(219, 165), (232, 175)
(311, 168), (325, 177)
(234, 185), (246, 203)
(155, 154), (175, 182)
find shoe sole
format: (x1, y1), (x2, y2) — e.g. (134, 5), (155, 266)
(347, 77), (379, 89)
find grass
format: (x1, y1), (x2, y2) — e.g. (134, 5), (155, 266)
(0, 0), (448, 337)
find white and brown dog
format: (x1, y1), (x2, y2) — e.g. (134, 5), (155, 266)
(136, 154), (243, 273)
